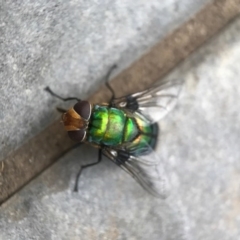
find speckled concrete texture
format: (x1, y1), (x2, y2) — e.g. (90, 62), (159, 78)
(0, 0), (211, 160)
(1, 12), (240, 240)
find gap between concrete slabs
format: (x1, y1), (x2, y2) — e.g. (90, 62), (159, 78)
(0, 0), (239, 205)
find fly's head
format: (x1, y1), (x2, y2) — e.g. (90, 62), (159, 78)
(62, 101), (92, 142)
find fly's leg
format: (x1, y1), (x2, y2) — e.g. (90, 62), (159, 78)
(45, 86), (81, 102)
(74, 149), (102, 192)
(104, 65), (117, 105)
(104, 65), (138, 111)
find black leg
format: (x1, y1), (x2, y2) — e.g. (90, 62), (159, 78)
(45, 86), (81, 102)
(74, 149), (102, 192)
(104, 65), (117, 104)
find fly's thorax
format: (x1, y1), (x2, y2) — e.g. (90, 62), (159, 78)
(86, 105), (158, 151)
(63, 101), (92, 142)
(87, 105), (126, 146)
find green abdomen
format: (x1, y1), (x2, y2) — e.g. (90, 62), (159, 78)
(87, 105), (158, 155)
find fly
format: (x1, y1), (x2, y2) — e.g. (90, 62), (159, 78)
(45, 65), (182, 198)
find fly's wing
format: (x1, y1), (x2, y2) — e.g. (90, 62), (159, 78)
(112, 79), (182, 122)
(103, 146), (170, 198)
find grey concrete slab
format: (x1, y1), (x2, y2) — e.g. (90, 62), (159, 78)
(1, 12), (240, 240)
(0, 146), (187, 240)
(0, 0), (211, 160)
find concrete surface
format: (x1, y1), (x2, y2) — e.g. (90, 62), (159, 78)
(0, 0), (211, 161)
(1, 12), (240, 240)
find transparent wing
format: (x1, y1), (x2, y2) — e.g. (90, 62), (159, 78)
(112, 79), (182, 122)
(103, 146), (170, 198)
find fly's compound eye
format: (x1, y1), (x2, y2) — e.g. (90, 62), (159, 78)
(68, 129), (86, 142)
(73, 101), (91, 120)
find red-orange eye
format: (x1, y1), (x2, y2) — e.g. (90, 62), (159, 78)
(73, 101), (91, 120)
(68, 129), (86, 142)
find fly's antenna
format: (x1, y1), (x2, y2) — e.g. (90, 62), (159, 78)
(56, 107), (68, 114)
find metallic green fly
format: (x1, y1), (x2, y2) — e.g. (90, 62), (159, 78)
(45, 66), (182, 198)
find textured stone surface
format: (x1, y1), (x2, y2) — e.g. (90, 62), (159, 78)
(0, 0), (211, 160)
(1, 13), (240, 240)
